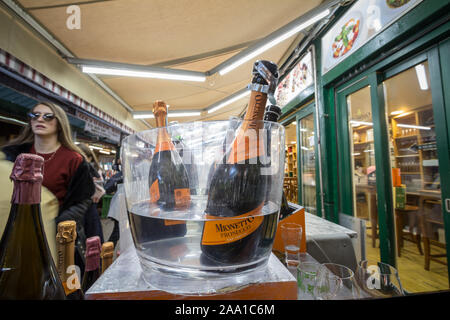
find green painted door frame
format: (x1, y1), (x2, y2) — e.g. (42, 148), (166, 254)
(281, 101), (321, 214)
(429, 40), (450, 283)
(335, 42), (450, 271)
(295, 102), (321, 215)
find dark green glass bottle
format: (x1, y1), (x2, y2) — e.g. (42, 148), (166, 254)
(0, 154), (66, 300)
(201, 61), (279, 264)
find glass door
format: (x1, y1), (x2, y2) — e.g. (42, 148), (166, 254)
(297, 103), (317, 215)
(337, 45), (450, 293)
(283, 119), (298, 204)
(337, 79), (387, 259)
(382, 50), (449, 292)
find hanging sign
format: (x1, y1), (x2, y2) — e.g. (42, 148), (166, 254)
(76, 111), (121, 143)
(321, 0), (422, 75)
(275, 52), (313, 108)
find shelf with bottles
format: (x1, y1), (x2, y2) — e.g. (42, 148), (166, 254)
(352, 126), (374, 144)
(285, 143), (297, 178)
(391, 105), (440, 191)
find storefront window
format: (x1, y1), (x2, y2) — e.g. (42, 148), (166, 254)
(299, 114), (316, 215)
(348, 86), (379, 237)
(384, 61), (448, 289)
(284, 121), (298, 203)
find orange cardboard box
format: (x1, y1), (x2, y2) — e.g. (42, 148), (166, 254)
(272, 206), (306, 253)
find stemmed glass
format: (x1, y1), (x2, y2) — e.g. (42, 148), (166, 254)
(313, 263), (361, 300)
(355, 260), (405, 298)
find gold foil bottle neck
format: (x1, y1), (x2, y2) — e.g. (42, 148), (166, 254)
(56, 221), (77, 244)
(101, 242), (114, 259)
(153, 100), (167, 116)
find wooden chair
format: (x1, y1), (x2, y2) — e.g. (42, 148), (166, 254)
(419, 199), (447, 271)
(283, 177), (298, 203)
(394, 205), (423, 257)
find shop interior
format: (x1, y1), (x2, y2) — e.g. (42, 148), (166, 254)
(348, 61), (448, 292)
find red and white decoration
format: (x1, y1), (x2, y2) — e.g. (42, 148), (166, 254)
(0, 48), (134, 135)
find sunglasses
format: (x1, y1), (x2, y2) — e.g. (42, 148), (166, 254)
(28, 112), (56, 122)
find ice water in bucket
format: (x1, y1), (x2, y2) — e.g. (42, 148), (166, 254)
(121, 119), (285, 294)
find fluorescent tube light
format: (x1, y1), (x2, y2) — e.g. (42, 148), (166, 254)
(397, 123), (431, 130)
(207, 90), (251, 114)
(415, 64), (428, 90)
(99, 150), (110, 155)
(82, 66), (206, 82)
(218, 9), (330, 75)
(89, 145), (103, 150)
(390, 111), (404, 116)
(350, 121), (373, 127)
(133, 111), (201, 119)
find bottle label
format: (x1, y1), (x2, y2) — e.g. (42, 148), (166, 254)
(201, 203), (264, 246)
(149, 179), (160, 203)
(164, 219), (186, 226)
(163, 188), (190, 226)
(174, 188), (190, 208)
(155, 141), (175, 153)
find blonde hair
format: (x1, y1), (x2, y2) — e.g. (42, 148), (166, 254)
(77, 143), (100, 171)
(6, 101), (87, 159)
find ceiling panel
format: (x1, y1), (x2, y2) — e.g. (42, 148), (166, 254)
(15, 0), (323, 126)
(101, 40), (292, 112)
(18, 0), (103, 9)
(21, 0), (320, 64)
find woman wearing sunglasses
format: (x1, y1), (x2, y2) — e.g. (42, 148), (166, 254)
(2, 101), (95, 276)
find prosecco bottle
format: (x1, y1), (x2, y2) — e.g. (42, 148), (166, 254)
(147, 100), (189, 241)
(0, 154), (66, 300)
(100, 241), (114, 274)
(263, 104), (284, 205)
(56, 220), (84, 300)
(201, 60), (279, 264)
(173, 135), (198, 195)
(259, 104), (283, 247)
(81, 236), (101, 293)
(263, 105), (292, 220)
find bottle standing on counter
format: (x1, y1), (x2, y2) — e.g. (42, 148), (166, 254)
(147, 100), (189, 240)
(101, 241), (114, 274)
(0, 154), (66, 300)
(56, 220), (84, 300)
(81, 236), (101, 293)
(201, 60), (279, 264)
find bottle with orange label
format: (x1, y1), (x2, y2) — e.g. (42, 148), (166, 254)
(147, 100), (189, 240)
(201, 60), (279, 264)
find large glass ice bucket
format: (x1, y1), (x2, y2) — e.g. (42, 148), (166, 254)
(121, 119), (285, 294)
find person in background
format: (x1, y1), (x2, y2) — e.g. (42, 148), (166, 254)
(2, 101), (95, 274)
(105, 157), (122, 247)
(77, 143), (105, 243)
(104, 158), (122, 194)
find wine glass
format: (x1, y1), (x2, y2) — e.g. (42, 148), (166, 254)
(356, 260), (405, 298)
(313, 263), (361, 300)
